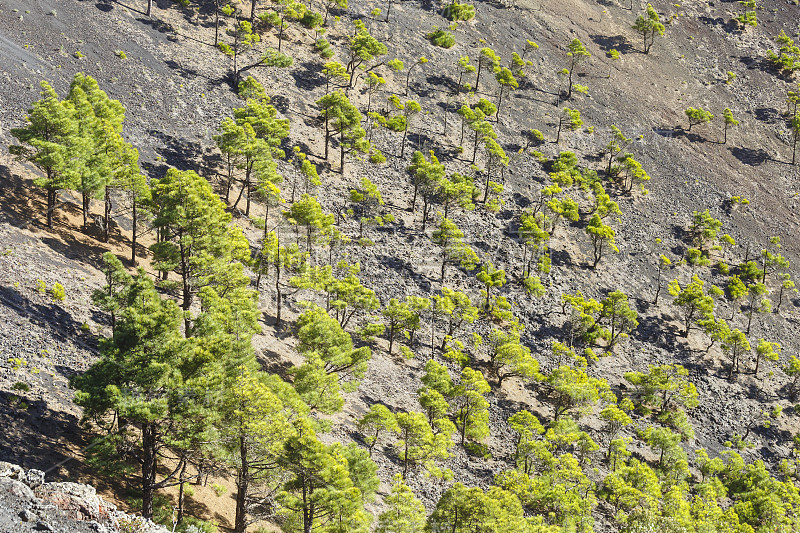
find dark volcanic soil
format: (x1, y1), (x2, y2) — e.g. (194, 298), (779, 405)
(1, 0), (800, 528)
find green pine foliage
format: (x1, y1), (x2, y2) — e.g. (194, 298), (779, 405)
(5, 3), (800, 533)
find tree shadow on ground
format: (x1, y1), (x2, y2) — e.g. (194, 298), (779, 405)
(136, 16), (177, 35)
(92, 0), (144, 14)
(147, 130), (209, 173)
(425, 74), (457, 95)
(729, 146), (772, 167)
(589, 34), (634, 54)
(698, 16), (739, 34)
(0, 285), (98, 359)
(753, 107), (781, 124)
(163, 59), (225, 86)
(0, 165), (134, 269)
(290, 60), (325, 91)
(652, 126), (709, 143)
(736, 55), (792, 81)
(0, 392), (88, 476)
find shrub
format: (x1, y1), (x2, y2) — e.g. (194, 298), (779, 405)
(369, 150), (387, 164)
(427, 27), (456, 48)
(237, 75), (267, 100)
(211, 483), (227, 497)
(12, 382), (30, 392)
(51, 282), (65, 302)
(685, 107), (714, 131)
(443, 2), (475, 21)
(115, 50), (127, 59)
(315, 38), (334, 58)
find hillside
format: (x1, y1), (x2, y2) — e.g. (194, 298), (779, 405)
(2, 0), (800, 530)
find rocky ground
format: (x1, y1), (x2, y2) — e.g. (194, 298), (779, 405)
(2, 0), (800, 528)
(0, 461), (169, 533)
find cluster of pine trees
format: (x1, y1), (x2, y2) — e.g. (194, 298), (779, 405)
(7, 0), (800, 530)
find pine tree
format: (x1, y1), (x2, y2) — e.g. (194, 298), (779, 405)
(217, 367), (306, 533)
(254, 230), (305, 328)
(452, 367), (491, 445)
(150, 169), (250, 321)
(722, 108), (739, 144)
(487, 332), (539, 385)
(668, 275), (715, 337)
(599, 290), (639, 347)
(476, 262), (506, 312)
(381, 298), (421, 355)
(475, 47), (501, 92)
(92, 252), (134, 337)
(277, 421), (371, 533)
(218, 6), (261, 83)
(563, 38), (591, 100)
(357, 404), (399, 456)
(508, 410), (545, 469)
(290, 304), (372, 411)
(376, 474), (426, 533)
(345, 20), (387, 87)
(72, 269), (196, 519)
(685, 107), (714, 132)
(494, 67), (518, 120)
(67, 73), (125, 230)
(432, 287), (479, 350)
(316, 90), (364, 172)
(393, 411), (455, 478)
(723, 328), (751, 379)
(105, 133), (148, 256)
(632, 4), (665, 54)
(407, 150), (446, 215)
(284, 194), (334, 252)
(322, 61), (349, 94)
(586, 214), (618, 268)
(10, 81), (78, 228)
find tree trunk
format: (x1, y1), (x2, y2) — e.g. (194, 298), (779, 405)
(340, 132), (346, 173)
(177, 459), (188, 526)
(141, 424), (158, 519)
(323, 115), (330, 160)
(82, 191), (90, 230)
(233, 176), (247, 210)
(234, 437), (249, 533)
(47, 189), (55, 228)
(401, 126), (408, 158)
(566, 65), (574, 99)
(146, 0), (152, 17)
(131, 199), (138, 265)
(104, 187), (111, 242)
(275, 247), (282, 329)
(496, 89), (503, 121)
(245, 170), (252, 216)
(384, 0), (392, 22)
(654, 268), (662, 304)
